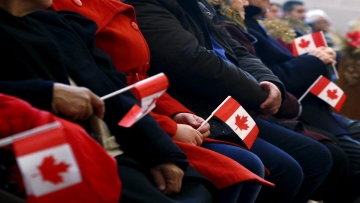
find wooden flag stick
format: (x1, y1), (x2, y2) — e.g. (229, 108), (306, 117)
(0, 122), (60, 148)
(100, 84), (135, 100)
(332, 64), (339, 80)
(196, 96), (231, 130)
(320, 31), (339, 80)
(197, 114), (214, 130)
(298, 75), (322, 102)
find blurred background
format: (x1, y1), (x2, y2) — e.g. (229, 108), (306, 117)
(273, 0), (359, 34)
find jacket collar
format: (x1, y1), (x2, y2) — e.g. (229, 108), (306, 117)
(244, 5), (262, 20)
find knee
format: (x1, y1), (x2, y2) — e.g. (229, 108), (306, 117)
(322, 141), (349, 176)
(308, 141), (333, 175)
(276, 157), (304, 189)
(230, 148), (265, 178)
(202, 143), (265, 177)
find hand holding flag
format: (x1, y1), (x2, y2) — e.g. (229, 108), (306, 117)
(292, 31), (338, 79)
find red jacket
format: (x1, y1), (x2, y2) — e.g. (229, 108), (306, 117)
(0, 94), (121, 202)
(51, 0), (189, 136)
(49, 0), (273, 189)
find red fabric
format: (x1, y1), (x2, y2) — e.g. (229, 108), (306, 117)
(49, 0), (273, 189)
(149, 112), (178, 136)
(0, 94), (121, 203)
(277, 39), (293, 53)
(50, 0), (191, 120)
(175, 141), (274, 189)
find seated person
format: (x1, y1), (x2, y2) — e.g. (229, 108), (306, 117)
(0, 0), (216, 202)
(49, 1), (275, 202)
(121, 0), (333, 202)
(219, 0), (360, 202)
(209, 0), (352, 202)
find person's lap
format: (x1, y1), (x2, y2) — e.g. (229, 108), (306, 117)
(253, 117), (332, 203)
(116, 154), (213, 203)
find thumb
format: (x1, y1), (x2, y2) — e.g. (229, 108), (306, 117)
(260, 82), (271, 91)
(191, 114), (204, 126)
(150, 167), (166, 191)
(90, 92), (105, 119)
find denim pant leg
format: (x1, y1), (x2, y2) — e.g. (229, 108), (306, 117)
(253, 117), (332, 203)
(201, 142), (263, 203)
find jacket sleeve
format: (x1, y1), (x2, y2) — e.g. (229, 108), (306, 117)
(265, 55), (329, 98)
(101, 70), (189, 169)
(125, 0), (277, 111)
(217, 25), (286, 99)
(149, 112), (178, 136)
(246, 27), (330, 98)
(154, 93), (193, 117)
(46, 11), (189, 170)
(0, 80), (54, 112)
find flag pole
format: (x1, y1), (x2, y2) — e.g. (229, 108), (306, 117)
(100, 84), (135, 100)
(0, 122), (61, 148)
(197, 114), (214, 130)
(320, 31), (339, 80)
(298, 75), (322, 102)
(196, 96), (232, 130)
(332, 64), (339, 80)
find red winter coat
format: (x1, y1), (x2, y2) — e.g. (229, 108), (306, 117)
(50, 0), (273, 189)
(0, 94), (121, 202)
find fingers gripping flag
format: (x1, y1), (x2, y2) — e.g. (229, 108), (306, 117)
(292, 31), (327, 56)
(118, 73), (168, 127)
(308, 75), (346, 112)
(213, 96), (259, 148)
(13, 122), (120, 203)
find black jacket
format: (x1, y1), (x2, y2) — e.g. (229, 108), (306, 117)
(0, 9), (189, 169)
(124, 0), (285, 114)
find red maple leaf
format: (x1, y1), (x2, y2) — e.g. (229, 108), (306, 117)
(37, 155), (70, 184)
(235, 115), (249, 131)
(327, 89), (338, 100)
(298, 38), (311, 49)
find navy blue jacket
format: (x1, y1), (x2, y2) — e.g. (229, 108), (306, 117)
(243, 6), (348, 136)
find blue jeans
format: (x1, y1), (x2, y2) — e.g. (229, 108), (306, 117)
(252, 117), (332, 203)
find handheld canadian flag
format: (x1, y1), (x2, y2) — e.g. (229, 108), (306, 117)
(292, 31), (327, 56)
(118, 73), (169, 127)
(299, 75), (346, 112)
(213, 96), (259, 148)
(12, 121), (120, 203)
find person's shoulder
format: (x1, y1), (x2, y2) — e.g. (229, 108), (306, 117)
(29, 10), (91, 27)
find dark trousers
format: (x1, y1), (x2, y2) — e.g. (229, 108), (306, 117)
(116, 154), (214, 203)
(202, 142), (264, 203)
(308, 114), (360, 203)
(0, 189), (26, 203)
(305, 125), (350, 203)
(252, 117), (332, 203)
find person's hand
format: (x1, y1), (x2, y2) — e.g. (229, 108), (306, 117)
(52, 83), (105, 121)
(257, 81), (282, 117)
(150, 162), (184, 195)
(172, 124), (203, 146)
(172, 113), (210, 138)
(309, 47), (336, 65)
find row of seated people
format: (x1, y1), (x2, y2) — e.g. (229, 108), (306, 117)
(1, 0), (360, 202)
